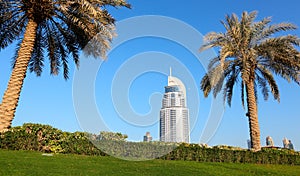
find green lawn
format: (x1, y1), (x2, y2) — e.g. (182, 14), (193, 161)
(1, 149), (300, 176)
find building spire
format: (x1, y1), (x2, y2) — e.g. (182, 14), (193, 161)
(169, 67), (172, 77)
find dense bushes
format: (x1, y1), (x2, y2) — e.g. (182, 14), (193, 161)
(0, 123), (105, 156)
(1, 123), (300, 165)
(161, 144), (300, 165)
(92, 140), (177, 160)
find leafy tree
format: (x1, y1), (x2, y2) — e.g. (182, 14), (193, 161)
(200, 11), (300, 151)
(0, 0), (130, 131)
(98, 131), (128, 141)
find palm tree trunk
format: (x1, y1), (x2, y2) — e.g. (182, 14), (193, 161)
(0, 20), (38, 131)
(246, 81), (261, 151)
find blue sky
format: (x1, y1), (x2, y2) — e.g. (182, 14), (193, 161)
(0, 0), (300, 150)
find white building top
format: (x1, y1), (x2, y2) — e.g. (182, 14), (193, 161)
(167, 67), (187, 106)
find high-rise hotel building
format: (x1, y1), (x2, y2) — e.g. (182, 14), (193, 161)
(160, 68), (190, 143)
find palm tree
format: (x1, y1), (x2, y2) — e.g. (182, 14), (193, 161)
(200, 11), (300, 151)
(0, 0), (130, 131)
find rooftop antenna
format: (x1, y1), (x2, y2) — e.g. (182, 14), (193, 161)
(169, 67), (172, 77)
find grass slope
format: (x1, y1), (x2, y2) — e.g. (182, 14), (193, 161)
(1, 149), (300, 176)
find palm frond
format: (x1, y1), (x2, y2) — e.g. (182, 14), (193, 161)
(45, 23), (60, 76)
(213, 74), (225, 98)
(49, 18), (80, 68)
(0, 12), (27, 49)
(207, 57), (220, 70)
(223, 68), (239, 106)
(257, 65), (280, 101)
(1, 0), (130, 79)
(256, 23), (297, 42)
(101, 0), (131, 8)
(256, 74), (269, 100)
(241, 81), (246, 109)
(29, 24), (45, 76)
(200, 74), (212, 97)
(250, 17), (271, 46)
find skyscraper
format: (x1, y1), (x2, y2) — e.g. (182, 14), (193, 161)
(143, 132), (153, 142)
(160, 68), (190, 143)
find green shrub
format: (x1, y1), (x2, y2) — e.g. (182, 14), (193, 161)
(160, 143), (300, 165)
(0, 123), (105, 156)
(1, 123), (300, 165)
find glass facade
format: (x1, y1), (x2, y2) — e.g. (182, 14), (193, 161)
(165, 86), (180, 93)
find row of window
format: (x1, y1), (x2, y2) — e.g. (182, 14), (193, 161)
(160, 108), (190, 143)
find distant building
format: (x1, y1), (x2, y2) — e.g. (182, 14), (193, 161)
(143, 132), (152, 142)
(283, 137), (289, 148)
(247, 139), (251, 149)
(288, 140), (294, 150)
(266, 136), (274, 146)
(159, 68), (190, 143)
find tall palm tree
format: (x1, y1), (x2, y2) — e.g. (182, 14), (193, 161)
(200, 11), (300, 151)
(0, 0), (130, 131)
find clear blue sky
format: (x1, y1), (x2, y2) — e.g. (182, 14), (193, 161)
(0, 0), (299, 150)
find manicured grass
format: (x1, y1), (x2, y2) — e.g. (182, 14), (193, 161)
(1, 149), (300, 176)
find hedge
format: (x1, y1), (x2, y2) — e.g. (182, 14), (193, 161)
(1, 123), (300, 165)
(0, 123), (105, 156)
(160, 144), (300, 165)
